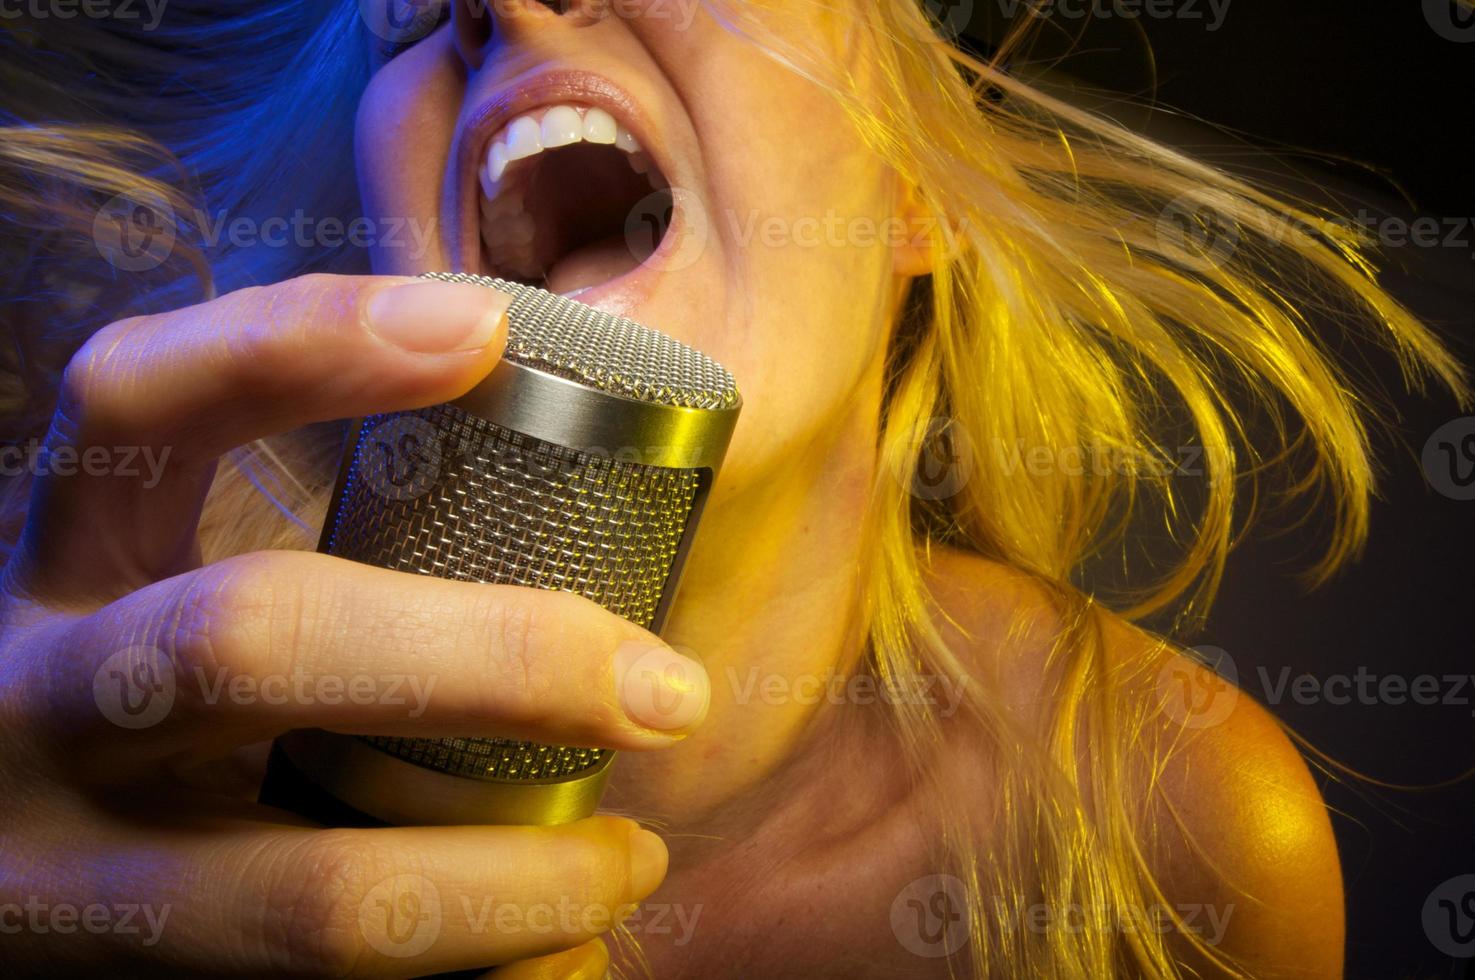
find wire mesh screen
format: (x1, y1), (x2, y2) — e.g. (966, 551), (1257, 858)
(323, 403), (702, 780)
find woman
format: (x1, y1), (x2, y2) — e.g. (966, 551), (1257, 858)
(0, 1), (1465, 977)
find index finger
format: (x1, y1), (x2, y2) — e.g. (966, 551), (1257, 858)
(9, 274), (512, 605)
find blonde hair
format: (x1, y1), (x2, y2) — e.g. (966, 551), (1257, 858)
(1, 3), (1467, 977)
(712, 2), (1466, 976)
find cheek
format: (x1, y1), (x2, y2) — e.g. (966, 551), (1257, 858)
(710, 106), (898, 427)
(354, 35), (463, 273)
(706, 167), (897, 487)
(687, 36), (898, 357)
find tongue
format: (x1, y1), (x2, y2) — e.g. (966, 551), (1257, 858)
(544, 234), (642, 296)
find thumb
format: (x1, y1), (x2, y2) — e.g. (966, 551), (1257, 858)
(477, 937), (611, 980)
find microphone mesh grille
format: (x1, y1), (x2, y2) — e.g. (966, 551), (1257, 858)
(325, 403), (702, 781)
(421, 272), (739, 411)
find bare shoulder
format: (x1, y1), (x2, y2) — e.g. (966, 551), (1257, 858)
(923, 545), (1345, 978)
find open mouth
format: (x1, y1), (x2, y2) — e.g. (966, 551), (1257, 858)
(477, 103), (673, 296)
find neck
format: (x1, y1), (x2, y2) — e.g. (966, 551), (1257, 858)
(602, 380), (885, 839)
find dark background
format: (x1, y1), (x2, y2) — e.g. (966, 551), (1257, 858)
(962, 1), (1475, 977)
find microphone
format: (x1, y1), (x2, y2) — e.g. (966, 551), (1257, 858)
(258, 272), (740, 827)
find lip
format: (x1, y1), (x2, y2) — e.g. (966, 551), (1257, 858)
(450, 68), (689, 316)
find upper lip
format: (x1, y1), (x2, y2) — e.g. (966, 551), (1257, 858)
(451, 68), (675, 276)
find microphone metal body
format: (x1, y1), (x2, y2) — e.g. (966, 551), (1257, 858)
(261, 273), (740, 826)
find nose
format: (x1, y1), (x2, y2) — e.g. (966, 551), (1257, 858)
(454, 0), (607, 70)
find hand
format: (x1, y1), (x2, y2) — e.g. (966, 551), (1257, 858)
(0, 274), (710, 977)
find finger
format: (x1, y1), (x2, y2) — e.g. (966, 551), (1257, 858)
(34, 550), (710, 781)
(9, 274), (512, 604)
(30, 815), (660, 979)
(475, 938), (609, 980)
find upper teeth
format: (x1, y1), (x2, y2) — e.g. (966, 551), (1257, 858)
(483, 104), (642, 186)
(478, 103), (670, 284)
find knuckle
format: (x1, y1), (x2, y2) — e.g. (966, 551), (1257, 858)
(2, 618), (78, 751)
(561, 818), (635, 905)
(171, 552), (313, 690)
(56, 318), (139, 436)
(469, 590), (630, 732)
(217, 286), (296, 388)
(479, 590), (560, 719)
(223, 274), (352, 384)
(262, 832), (381, 977)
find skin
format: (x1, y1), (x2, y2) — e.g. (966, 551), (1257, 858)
(368, 3), (1346, 977)
(0, 0), (1343, 977)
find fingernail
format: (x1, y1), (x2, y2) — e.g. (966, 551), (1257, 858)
(566, 939), (610, 980)
(367, 280), (511, 353)
(627, 827), (668, 901)
(614, 641), (710, 733)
